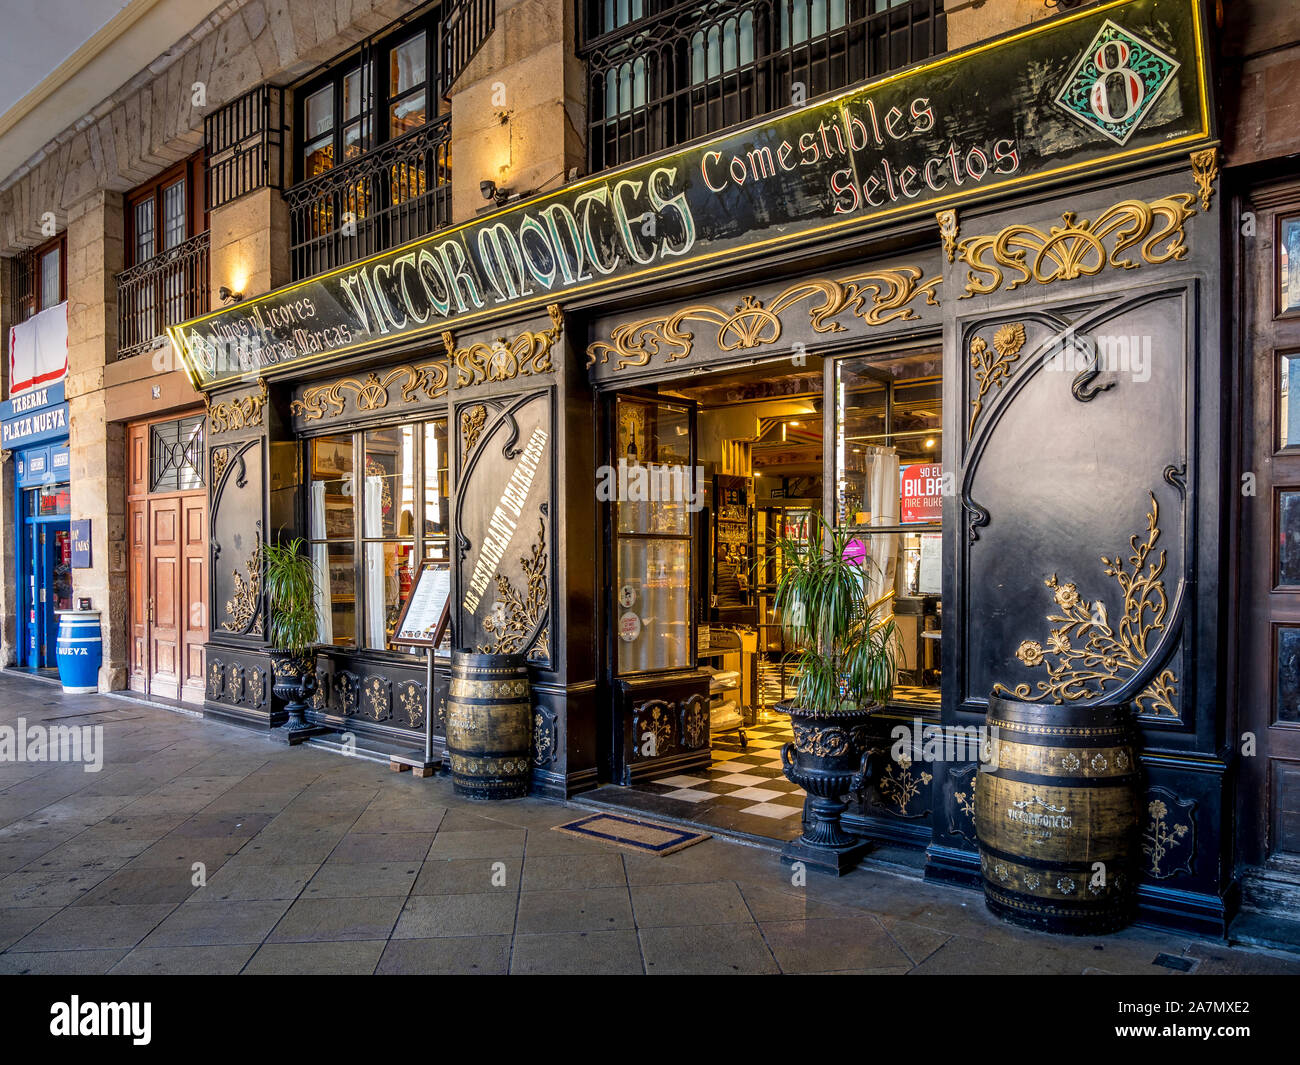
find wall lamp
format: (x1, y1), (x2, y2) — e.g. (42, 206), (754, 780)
(219, 286), (244, 304)
(480, 179), (510, 207)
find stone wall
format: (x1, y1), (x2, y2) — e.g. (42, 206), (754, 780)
(449, 0), (587, 224)
(0, 0), (426, 255)
(64, 191), (129, 690)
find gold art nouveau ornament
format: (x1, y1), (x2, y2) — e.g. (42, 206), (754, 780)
(955, 193), (1198, 298)
(290, 361), (449, 422)
(479, 516), (550, 662)
(221, 539), (264, 636)
(936, 209), (959, 263)
(444, 305), (563, 388)
(207, 379), (268, 434)
(993, 493), (1179, 718)
(967, 322), (1026, 436)
(1189, 147), (1218, 212)
(586, 267), (941, 371)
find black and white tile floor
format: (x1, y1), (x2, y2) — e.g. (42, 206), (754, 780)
(582, 717), (806, 843)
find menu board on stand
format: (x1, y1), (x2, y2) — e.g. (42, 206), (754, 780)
(387, 561), (452, 775)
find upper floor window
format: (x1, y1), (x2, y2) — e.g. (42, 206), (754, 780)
(115, 152), (210, 361)
(582, 0), (947, 171)
(294, 20), (441, 184)
(14, 233), (66, 321)
(126, 154), (206, 267)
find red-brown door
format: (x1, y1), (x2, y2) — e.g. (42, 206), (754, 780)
(126, 416), (208, 706)
(181, 496), (208, 702)
(149, 497), (182, 700)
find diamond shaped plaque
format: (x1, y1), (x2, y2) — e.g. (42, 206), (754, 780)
(1054, 20), (1180, 146)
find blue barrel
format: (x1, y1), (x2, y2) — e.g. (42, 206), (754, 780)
(55, 610), (102, 694)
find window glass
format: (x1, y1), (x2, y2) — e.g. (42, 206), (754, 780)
(315, 543), (356, 646)
(308, 420), (447, 654)
(38, 248), (61, 310)
(424, 418), (449, 538)
(303, 86), (335, 176)
(389, 33), (428, 136)
(149, 416), (205, 493)
(834, 351), (943, 707)
(616, 538), (691, 673)
(134, 199), (156, 263)
(363, 425), (416, 538)
(616, 400), (691, 535)
(364, 541), (416, 649)
(161, 179), (187, 250)
(309, 435), (356, 540)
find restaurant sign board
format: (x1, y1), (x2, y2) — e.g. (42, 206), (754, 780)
(171, 0), (1213, 390)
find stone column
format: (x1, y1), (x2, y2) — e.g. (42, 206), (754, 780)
(65, 189), (128, 691)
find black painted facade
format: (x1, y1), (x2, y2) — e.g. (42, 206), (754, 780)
(193, 0), (1239, 934)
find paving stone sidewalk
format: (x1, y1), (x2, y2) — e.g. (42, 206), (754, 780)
(0, 671), (1296, 976)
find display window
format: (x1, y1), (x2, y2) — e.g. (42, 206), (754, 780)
(308, 418), (448, 653)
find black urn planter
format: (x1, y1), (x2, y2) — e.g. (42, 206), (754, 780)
(269, 649), (322, 745)
(775, 701), (876, 875)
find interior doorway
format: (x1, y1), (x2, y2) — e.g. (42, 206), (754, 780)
(597, 346), (943, 840)
(126, 413), (208, 705)
(1236, 179), (1300, 905)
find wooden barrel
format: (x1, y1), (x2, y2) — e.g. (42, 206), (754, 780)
(975, 694), (1140, 934)
(446, 651), (532, 799)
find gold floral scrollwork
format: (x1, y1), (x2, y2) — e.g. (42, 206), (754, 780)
(290, 361), (449, 423)
(585, 266), (941, 371)
(444, 304), (563, 388)
(878, 753), (932, 816)
(968, 322), (1026, 436)
(221, 539), (263, 635)
(1190, 148), (1218, 213)
(461, 404), (487, 453)
(936, 209), (959, 263)
(211, 447), (230, 485)
(209, 380), (268, 434)
(479, 516), (550, 662)
(994, 492), (1179, 718)
(955, 193), (1198, 298)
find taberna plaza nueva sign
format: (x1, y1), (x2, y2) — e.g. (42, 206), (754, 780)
(171, 0), (1213, 391)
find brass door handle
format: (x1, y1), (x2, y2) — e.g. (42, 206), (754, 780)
(147, 597), (154, 624)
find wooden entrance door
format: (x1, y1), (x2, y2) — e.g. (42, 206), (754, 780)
(1238, 180), (1300, 896)
(127, 417), (208, 704)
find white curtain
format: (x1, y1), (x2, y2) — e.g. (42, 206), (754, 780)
(309, 481), (332, 644)
(365, 474), (386, 648)
(864, 445), (899, 616)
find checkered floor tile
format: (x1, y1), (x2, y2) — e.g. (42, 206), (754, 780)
(627, 719), (806, 826)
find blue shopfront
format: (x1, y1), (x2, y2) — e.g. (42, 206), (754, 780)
(2, 383), (72, 669)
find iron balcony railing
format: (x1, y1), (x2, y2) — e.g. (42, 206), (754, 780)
(285, 115), (453, 282)
(115, 230), (210, 361)
(582, 0), (946, 172)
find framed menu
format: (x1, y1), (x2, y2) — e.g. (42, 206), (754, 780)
(390, 561), (451, 649)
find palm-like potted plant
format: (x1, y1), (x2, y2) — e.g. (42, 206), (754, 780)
(771, 513), (898, 873)
(262, 537), (321, 742)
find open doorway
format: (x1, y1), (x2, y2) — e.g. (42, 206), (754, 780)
(596, 346), (943, 841)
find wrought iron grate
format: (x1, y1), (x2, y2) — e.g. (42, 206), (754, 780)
(204, 85), (286, 209)
(286, 115), (452, 282)
(582, 0), (946, 172)
(115, 231), (211, 361)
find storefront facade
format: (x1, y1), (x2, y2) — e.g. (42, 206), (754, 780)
(2, 311), (72, 671)
(159, 0), (1260, 933)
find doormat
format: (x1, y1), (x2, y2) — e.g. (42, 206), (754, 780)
(552, 813), (710, 856)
